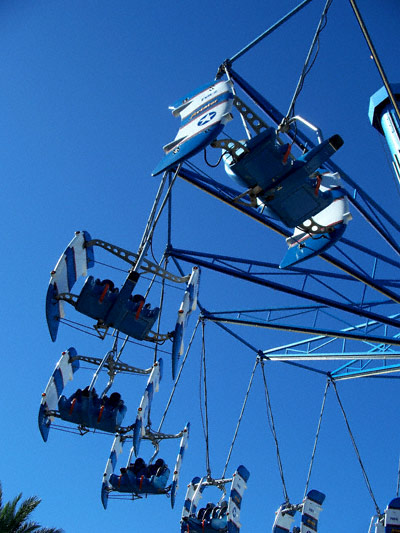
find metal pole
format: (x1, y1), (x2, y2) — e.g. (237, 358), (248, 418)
(228, 0), (313, 65)
(349, 0), (400, 124)
(204, 314), (400, 347)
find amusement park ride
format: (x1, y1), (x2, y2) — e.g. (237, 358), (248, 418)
(38, 1), (400, 531)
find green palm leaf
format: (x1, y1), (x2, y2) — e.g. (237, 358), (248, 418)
(0, 483), (63, 533)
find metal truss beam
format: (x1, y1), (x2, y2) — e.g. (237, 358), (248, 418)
(332, 363), (400, 380)
(176, 166), (400, 305)
(168, 248), (400, 329)
(202, 314), (400, 346)
(264, 353), (400, 361)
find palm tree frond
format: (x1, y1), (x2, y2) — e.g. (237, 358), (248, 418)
(14, 496), (41, 523)
(0, 483), (62, 533)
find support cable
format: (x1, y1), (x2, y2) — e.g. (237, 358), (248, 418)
(143, 251), (168, 300)
(331, 379), (381, 516)
(94, 258), (185, 291)
(158, 318), (201, 433)
(116, 334), (129, 362)
(151, 255), (168, 365)
(88, 333), (119, 393)
(137, 171), (169, 257)
(222, 357), (259, 478)
(200, 319), (212, 478)
(134, 166), (180, 272)
(101, 332), (133, 397)
(260, 359), (289, 503)
(60, 318), (172, 354)
(303, 380), (330, 497)
(282, 0), (333, 130)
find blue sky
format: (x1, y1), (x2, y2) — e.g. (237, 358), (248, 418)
(1, 1), (400, 531)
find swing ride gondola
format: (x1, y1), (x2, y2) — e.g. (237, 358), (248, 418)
(36, 0), (400, 530)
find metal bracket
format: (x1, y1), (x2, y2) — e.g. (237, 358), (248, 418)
(143, 429), (184, 441)
(201, 477), (233, 488)
(231, 185), (263, 207)
(211, 138), (248, 163)
(107, 491), (144, 501)
(70, 354), (153, 375)
(233, 95), (269, 134)
(93, 322), (109, 340)
(210, 95), (269, 162)
(144, 330), (172, 343)
(86, 238), (189, 284)
(57, 292), (79, 305)
(296, 218), (332, 235)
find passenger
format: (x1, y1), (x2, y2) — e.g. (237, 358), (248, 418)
(203, 503), (216, 521)
(95, 278), (115, 291)
(70, 388), (82, 402)
(218, 501), (228, 518)
(91, 389), (101, 410)
(108, 392), (122, 409)
(211, 505), (220, 519)
(147, 462), (158, 477)
(197, 507), (207, 520)
(101, 279), (115, 291)
(130, 457), (147, 477)
(132, 294), (145, 304)
(154, 458), (167, 476)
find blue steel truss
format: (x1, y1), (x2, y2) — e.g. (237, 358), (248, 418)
(160, 67), (400, 382)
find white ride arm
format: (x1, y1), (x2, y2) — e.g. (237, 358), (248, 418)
(300, 489), (325, 533)
(101, 435), (124, 509)
(272, 504), (296, 533)
(46, 231), (94, 341)
(38, 348), (79, 441)
(182, 476), (205, 520)
(132, 359), (163, 455)
(227, 465), (250, 533)
(384, 497), (400, 532)
(170, 422), (190, 508)
(171, 266), (200, 378)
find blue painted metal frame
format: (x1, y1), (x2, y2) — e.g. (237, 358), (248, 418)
(200, 313), (400, 347)
(228, 67), (400, 255)
(171, 252), (400, 380)
(167, 249), (400, 379)
(168, 246), (400, 329)
(162, 67), (400, 381)
(170, 256), (329, 377)
(176, 165), (400, 306)
(258, 312), (400, 377)
(212, 310), (400, 377)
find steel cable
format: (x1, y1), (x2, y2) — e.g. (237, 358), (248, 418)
(260, 360), (289, 503)
(303, 379), (330, 498)
(331, 379), (381, 516)
(222, 356), (259, 478)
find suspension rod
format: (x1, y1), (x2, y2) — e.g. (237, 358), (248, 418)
(227, 0), (313, 65)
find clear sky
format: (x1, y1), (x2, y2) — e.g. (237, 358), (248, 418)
(1, 1), (400, 532)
